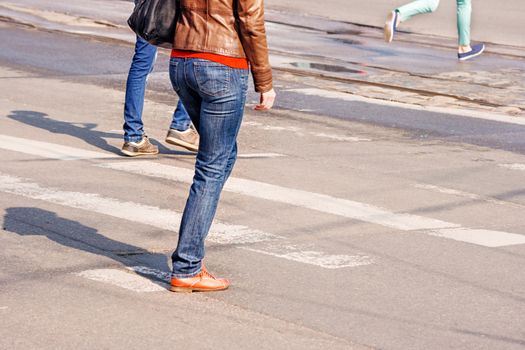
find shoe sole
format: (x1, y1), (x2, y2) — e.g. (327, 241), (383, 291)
(458, 45), (485, 61)
(384, 11), (395, 43)
(165, 137), (199, 153)
(121, 149), (159, 157)
(169, 285), (229, 293)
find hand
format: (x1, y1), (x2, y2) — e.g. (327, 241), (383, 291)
(255, 88), (276, 111)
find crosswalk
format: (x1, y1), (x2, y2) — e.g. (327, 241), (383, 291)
(0, 172), (372, 268)
(2, 134), (525, 292)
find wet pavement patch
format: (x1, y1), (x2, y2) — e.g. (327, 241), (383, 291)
(327, 29), (363, 36)
(290, 62), (367, 75)
(331, 38), (362, 45)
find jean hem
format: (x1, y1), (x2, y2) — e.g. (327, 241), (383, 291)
(124, 135), (143, 143)
(169, 124), (190, 132)
(171, 268), (202, 279)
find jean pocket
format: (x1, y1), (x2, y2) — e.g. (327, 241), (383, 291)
(169, 59), (180, 92)
(193, 61), (232, 97)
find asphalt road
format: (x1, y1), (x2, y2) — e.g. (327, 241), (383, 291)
(2, 24), (524, 154)
(1, 22), (525, 350)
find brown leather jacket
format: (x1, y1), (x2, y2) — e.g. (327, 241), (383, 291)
(173, 0), (273, 92)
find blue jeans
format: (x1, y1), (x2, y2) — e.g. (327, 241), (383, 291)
(169, 57), (249, 277)
(123, 36), (191, 142)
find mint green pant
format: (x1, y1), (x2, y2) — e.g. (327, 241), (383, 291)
(396, 0), (471, 46)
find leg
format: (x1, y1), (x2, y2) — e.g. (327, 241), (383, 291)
(456, 0), (472, 47)
(171, 60), (249, 277)
(396, 0), (440, 22)
(169, 100), (192, 132)
(456, 0), (483, 60)
(385, 0), (439, 42)
(123, 36), (157, 142)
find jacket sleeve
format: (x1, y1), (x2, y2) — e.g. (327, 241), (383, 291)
(236, 0), (273, 92)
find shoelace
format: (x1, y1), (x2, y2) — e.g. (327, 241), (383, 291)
(201, 269), (217, 280)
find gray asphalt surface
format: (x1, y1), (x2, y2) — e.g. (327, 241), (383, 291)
(1, 18), (525, 350)
(2, 24), (524, 155)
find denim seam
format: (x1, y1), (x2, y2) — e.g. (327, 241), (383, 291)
(171, 267), (202, 279)
(125, 135), (144, 143)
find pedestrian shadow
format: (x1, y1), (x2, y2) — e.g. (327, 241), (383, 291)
(7, 110), (121, 154)
(3, 207), (172, 289)
(7, 110), (194, 157)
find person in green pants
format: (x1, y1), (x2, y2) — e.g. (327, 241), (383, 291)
(384, 0), (485, 61)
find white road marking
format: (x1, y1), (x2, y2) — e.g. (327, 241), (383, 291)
(0, 134), (284, 161)
(3, 136), (523, 249)
(287, 88), (525, 126)
(128, 266), (171, 282)
(76, 268), (167, 292)
(415, 183), (484, 200)
(243, 121), (369, 142)
(414, 183), (520, 208)
(238, 153), (286, 159)
(429, 228), (525, 248)
(0, 173), (276, 245)
(312, 133), (371, 142)
(0, 135), (112, 160)
(242, 245), (373, 269)
(99, 161), (455, 231)
(77, 245), (371, 293)
(499, 163), (525, 171)
(243, 121), (303, 132)
(99, 161), (525, 247)
(0, 173), (366, 269)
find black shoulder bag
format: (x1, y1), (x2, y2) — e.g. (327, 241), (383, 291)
(127, 0), (178, 48)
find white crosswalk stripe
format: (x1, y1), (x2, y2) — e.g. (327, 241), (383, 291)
(0, 172), (276, 245)
(3, 134), (525, 248)
(99, 161), (525, 247)
(1, 132), (525, 288)
(499, 163), (525, 171)
(0, 172), (371, 269)
(0, 134), (285, 160)
(76, 268), (168, 292)
(0, 134), (112, 160)
(242, 244), (373, 269)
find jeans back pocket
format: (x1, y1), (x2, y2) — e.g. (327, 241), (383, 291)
(193, 61), (232, 97)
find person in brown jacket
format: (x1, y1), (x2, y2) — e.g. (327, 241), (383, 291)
(168, 0), (276, 292)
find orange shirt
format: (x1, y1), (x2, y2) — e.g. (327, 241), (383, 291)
(171, 49), (249, 70)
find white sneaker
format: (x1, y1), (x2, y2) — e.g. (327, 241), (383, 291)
(384, 10), (399, 43)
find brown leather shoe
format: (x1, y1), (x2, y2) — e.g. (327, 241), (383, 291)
(170, 266), (229, 293)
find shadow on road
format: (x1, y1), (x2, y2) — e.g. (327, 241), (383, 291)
(6, 110), (188, 156)
(3, 207), (171, 288)
(7, 110), (121, 154)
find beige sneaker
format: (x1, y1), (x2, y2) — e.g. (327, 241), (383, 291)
(121, 135), (159, 157)
(165, 124), (199, 152)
